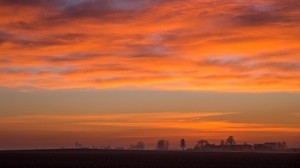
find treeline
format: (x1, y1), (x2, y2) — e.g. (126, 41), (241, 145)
(130, 136), (287, 151)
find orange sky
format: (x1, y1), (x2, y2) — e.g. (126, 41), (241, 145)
(0, 0), (300, 91)
(1, 111), (300, 149)
(0, 0), (300, 149)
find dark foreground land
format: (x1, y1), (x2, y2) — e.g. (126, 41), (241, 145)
(0, 149), (299, 168)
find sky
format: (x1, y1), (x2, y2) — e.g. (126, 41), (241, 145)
(0, 0), (300, 150)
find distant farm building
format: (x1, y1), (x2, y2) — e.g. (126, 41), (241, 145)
(191, 136), (287, 152)
(254, 142), (287, 151)
(198, 144), (252, 152)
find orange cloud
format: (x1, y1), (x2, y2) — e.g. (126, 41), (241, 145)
(0, 0), (300, 92)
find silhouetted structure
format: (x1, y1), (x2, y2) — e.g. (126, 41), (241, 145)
(156, 140), (169, 150)
(130, 141), (145, 150)
(193, 136), (252, 152)
(191, 136), (288, 152)
(75, 142), (82, 149)
(74, 142), (89, 149)
(180, 139), (186, 151)
(103, 146), (111, 150)
(115, 147), (126, 150)
(254, 142), (287, 151)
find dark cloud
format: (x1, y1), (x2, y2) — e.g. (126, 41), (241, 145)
(227, 1), (300, 27)
(234, 12), (290, 27)
(210, 36), (263, 43)
(259, 62), (300, 71)
(45, 53), (100, 63)
(126, 44), (170, 58)
(43, 0), (174, 23)
(0, 31), (50, 47)
(53, 33), (86, 41)
(200, 56), (250, 70)
(62, 64), (135, 76)
(0, 32), (86, 48)
(0, 67), (24, 74)
(196, 74), (251, 80)
(162, 31), (232, 45)
(91, 74), (172, 84)
(9, 21), (37, 30)
(200, 53), (300, 72)
(0, 32), (11, 44)
(251, 73), (300, 84)
(0, 58), (10, 64)
(1, 0), (298, 27)
(0, 0), (88, 7)
(0, 0), (169, 8)
(0, 0), (49, 6)
(11, 39), (62, 48)
(0, 66), (77, 75)
(274, 0), (300, 12)
(255, 49), (299, 59)
(47, 1), (139, 23)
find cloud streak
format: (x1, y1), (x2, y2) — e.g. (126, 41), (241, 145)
(1, 112), (299, 149)
(2, 112), (300, 135)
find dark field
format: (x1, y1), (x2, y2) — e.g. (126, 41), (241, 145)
(0, 150), (299, 168)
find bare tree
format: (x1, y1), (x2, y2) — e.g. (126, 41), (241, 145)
(194, 139), (208, 150)
(157, 140), (169, 150)
(180, 139), (186, 151)
(225, 136), (236, 145)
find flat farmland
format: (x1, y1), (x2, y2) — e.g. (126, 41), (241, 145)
(0, 150), (299, 168)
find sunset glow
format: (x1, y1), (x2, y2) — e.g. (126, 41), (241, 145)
(0, 0), (300, 150)
(1, 0), (300, 91)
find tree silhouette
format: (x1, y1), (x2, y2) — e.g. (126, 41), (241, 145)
(130, 141), (145, 150)
(194, 139), (208, 149)
(180, 139), (186, 151)
(220, 139), (225, 146)
(136, 141), (145, 150)
(156, 140), (169, 150)
(225, 136), (236, 145)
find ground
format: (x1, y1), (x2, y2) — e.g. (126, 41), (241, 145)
(0, 149), (299, 168)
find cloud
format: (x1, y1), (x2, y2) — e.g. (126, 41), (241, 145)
(0, 0), (300, 92)
(2, 112), (299, 133)
(45, 53), (100, 63)
(259, 62), (300, 71)
(0, 0), (49, 6)
(234, 13), (284, 26)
